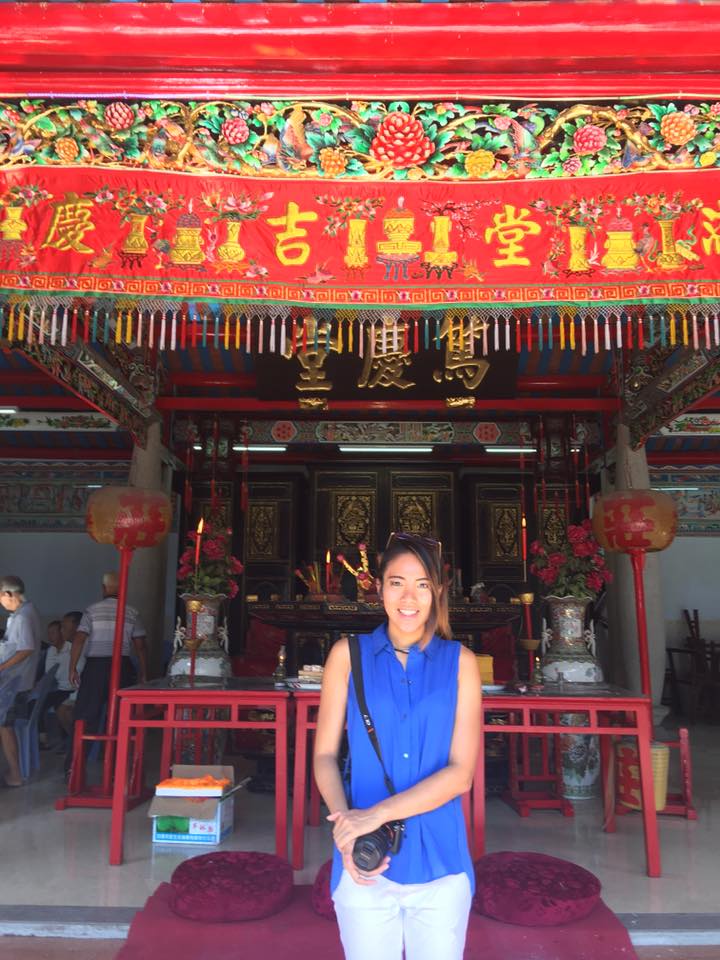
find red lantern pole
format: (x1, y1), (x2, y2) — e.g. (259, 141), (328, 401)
(102, 545), (132, 795)
(629, 550), (653, 698)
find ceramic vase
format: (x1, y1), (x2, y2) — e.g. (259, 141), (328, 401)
(167, 593), (232, 686)
(567, 224), (590, 272)
(542, 595), (603, 800)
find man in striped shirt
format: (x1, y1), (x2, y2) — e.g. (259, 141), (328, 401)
(68, 572), (148, 749)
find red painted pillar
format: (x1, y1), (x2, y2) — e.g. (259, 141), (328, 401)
(102, 547), (133, 794)
(629, 550), (652, 699)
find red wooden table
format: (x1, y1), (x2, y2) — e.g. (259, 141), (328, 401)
(291, 690), (323, 870)
(291, 685), (661, 877)
(475, 687), (661, 877)
(109, 678), (289, 866)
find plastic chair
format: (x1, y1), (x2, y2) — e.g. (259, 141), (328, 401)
(13, 664), (59, 779)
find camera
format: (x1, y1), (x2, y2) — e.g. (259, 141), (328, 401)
(352, 820), (405, 872)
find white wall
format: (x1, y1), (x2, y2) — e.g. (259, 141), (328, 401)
(0, 531), (179, 666)
(659, 536), (720, 642)
(0, 532), (118, 627)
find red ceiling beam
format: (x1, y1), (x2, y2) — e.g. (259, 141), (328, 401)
(166, 373), (256, 390)
(3, 4), (720, 98)
(4, 72), (720, 102)
(687, 395), (720, 412)
(156, 396), (619, 413)
(516, 375), (606, 393)
(0, 395), (90, 411)
(162, 373), (606, 394)
(0, 447), (131, 460)
(648, 452), (720, 465)
(0, 372), (54, 386)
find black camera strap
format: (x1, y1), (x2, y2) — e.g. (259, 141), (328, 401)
(348, 635), (396, 796)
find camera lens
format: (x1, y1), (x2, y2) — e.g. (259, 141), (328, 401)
(352, 826), (392, 872)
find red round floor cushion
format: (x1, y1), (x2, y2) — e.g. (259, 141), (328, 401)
(311, 860), (336, 921)
(472, 852), (601, 926)
(169, 852), (294, 922)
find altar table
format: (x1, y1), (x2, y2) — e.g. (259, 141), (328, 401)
(109, 679), (290, 866)
(291, 685), (661, 877)
(249, 599), (521, 674)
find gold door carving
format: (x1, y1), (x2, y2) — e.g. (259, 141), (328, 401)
(490, 503), (520, 561)
(333, 492), (374, 547)
(393, 493), (436, 536)
(247, 502), (278, 560)
(539, 503), (568, 550)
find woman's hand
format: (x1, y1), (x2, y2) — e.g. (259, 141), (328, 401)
(328, 808), (392, 885)
(327, 807), (385, 853)
(339, 842), (390, 886)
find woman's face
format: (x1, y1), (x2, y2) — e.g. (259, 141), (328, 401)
(378, 550), (434, 648)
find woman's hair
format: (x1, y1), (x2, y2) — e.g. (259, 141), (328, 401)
(378, 533), (452, 640)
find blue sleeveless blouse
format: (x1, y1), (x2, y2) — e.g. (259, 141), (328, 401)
(330, 623), (474, 894)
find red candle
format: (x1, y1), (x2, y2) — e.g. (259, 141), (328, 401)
(523, 602), (533, 642)
(325, 550), (332, 594)
(194, 517), (204, 580)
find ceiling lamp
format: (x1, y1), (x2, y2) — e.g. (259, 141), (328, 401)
(339, 445), (433, 454)
(485, 446), (537, 454)
(231, 444), (287, 453)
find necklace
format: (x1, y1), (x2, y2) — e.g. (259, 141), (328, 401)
(393, 646), (412, 654)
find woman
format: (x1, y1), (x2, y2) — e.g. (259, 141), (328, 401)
(314, 532), (481, 960)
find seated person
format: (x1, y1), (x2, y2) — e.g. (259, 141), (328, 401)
(40, 612), (83, 747)
(36, 621), (58, 682)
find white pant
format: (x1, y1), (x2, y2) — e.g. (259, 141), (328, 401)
(332, 869), (472, 960)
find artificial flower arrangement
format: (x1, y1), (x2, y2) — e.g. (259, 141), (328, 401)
(529, 520), (613, 599)
(177, 517), (244, 598)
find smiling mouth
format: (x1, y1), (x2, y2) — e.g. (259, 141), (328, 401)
(398, 608), (419, 616)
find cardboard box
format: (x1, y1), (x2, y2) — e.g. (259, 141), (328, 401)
(149, 794), (234, 845)
(149, 764), (235, 845)
(155, 764), (234, 797)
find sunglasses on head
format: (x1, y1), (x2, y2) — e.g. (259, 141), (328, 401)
(385, 532), (443, 569)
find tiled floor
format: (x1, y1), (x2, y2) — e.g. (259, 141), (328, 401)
(0, 717), (718, 952)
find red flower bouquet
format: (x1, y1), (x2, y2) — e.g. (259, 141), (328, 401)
(530, 520), (612, 599)
(177, 519), (244, 598)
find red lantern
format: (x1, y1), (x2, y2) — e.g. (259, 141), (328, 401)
(86, 486), (172, 550)
(591, 489), (677, 554)
(80, 485), (172, 799)
(592, 489), (677, 699)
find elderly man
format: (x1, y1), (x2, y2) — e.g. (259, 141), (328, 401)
(68, 573), (148, 763)
(0, 575), (43, 787)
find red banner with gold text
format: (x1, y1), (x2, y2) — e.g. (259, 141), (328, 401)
(2, 167), (720, 309)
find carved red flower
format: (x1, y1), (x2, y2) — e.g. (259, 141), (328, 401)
(105, 102), (135, 131)
(369, 112), (433, 169)
(222, 117), (250, 145)
(572, 124), (607, 156)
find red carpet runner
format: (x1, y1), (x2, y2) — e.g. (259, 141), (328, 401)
(116, 883), (638, 960)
